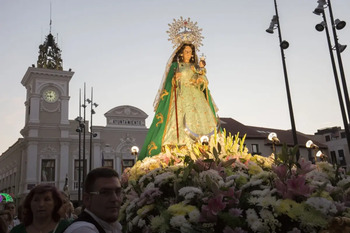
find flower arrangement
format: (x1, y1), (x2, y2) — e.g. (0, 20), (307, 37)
(119, 130), (350, 233)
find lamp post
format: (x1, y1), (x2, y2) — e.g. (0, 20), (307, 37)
(75, 89), (84, 205)
(326, 0), (350, 123)
(82, 83), (87, 188)
(266, 0), (299, 160)
(87, 87), (98, 172)
(313, 1), (350, 154)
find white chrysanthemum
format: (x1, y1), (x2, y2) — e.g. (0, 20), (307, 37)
(259, 196), (278, 209)
(139, 168), (161, 184)
(126, 198), (139, 219)
(305, 197), (337, 215)
(337, 177), (350, 187)
(124, 185), (133, 193)
(259, 209), (280, 232)
(287, 228), (301, 233)
(178, 186), (203, 200)
(248, 197), (259, 205)
(251, 170), (274, 181)
(145, 182), (155, 190)
(131, 215), (140, 226)
(154, 171), (176, 185)
(229, 171), (249, 180)
(246, 208), (262, 232)
(199, 169), (223, 186)
(241, 179), (263, 190)
(250, 188), (274, 199)
(127, 222), (133, 232)
(170, 215), (190, 228)
(306, 170), (331, 184)
(223, 179), (235, 188)
(188, 209), (200, 223)
(138, 218), (146, 228)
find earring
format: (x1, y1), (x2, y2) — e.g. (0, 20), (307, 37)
(180, 54), (183, 57)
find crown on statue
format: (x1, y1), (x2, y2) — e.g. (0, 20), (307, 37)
(200, 53), (206, 61)
(167, 17), (204, 50)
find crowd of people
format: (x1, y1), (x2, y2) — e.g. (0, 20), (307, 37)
(0, 167), (122, 233)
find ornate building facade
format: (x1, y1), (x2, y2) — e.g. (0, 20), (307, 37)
(0, 33), (148, 203)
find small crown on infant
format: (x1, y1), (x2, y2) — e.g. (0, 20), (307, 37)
(200, 53), (206, 61)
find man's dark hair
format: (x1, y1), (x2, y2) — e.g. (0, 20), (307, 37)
(84, 167), (119, 193)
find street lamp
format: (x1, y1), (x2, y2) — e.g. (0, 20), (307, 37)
(131, 146), (139, 165)
(306, 140), (328, 163)
(313, 0), (350, 154)
(200, 135), (209, 145)
(266, 0), (299, 160)
(268, 132), (280, 161)
(87, 87), (98, 172)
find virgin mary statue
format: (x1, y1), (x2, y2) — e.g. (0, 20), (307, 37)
(139, 17), (219, 160)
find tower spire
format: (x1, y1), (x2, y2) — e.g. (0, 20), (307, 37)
(36, 3), (63, 70)
(49, 2), (52, 33)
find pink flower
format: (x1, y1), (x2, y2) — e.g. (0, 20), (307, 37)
(275, 179), (289, 198)
(195, 159), (211, 171)
(200, 194), (226, 222)
(275, 175), (313, 199)
(272, 164), (288, 180)
(229, 208), (243, 217)
(286, 175), (313, 197)
(223, 187), (241, 206)
(298, 157), (315, 175)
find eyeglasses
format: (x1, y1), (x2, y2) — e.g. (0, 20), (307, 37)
(89, 188), (121, 197)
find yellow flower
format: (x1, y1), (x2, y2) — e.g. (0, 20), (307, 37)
(248, 163), (263, 175)
(167, 202), (197, 216)
(151, 215), (169, 233)
(275, 199), (302, 220)
(137, 204), (155, 217)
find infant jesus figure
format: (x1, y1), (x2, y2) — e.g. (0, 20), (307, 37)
(190, 56), (208, 91)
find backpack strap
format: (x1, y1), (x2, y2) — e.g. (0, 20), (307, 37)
(72, 211), (106, 233)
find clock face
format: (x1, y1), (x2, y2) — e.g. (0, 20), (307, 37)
(43, 89), (58, 103)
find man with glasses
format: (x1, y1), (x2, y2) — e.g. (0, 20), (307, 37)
(64, 167), (122, 233)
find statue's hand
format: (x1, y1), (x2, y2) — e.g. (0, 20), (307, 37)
(175, 72), (182, 80)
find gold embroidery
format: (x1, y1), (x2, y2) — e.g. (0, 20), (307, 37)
(160, 90), (169, 100)
(148, 141), (157, 155)
(156, 113), (164, 127)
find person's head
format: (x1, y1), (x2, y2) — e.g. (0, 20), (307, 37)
(174, 43), (196, 63)
(58, 191), (70, 219)
(0, 215), (8, 233)
(4, 202), (16, 218)
(83, 167), (121, 223)
(199, 59), (206, 68)
(22, 184), (63, 226)
(0, 210), (12, 225)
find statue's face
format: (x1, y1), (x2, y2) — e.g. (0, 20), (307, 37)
(183, 46), (192, 63)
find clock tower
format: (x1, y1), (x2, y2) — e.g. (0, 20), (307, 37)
(20, 33), (74, 192)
